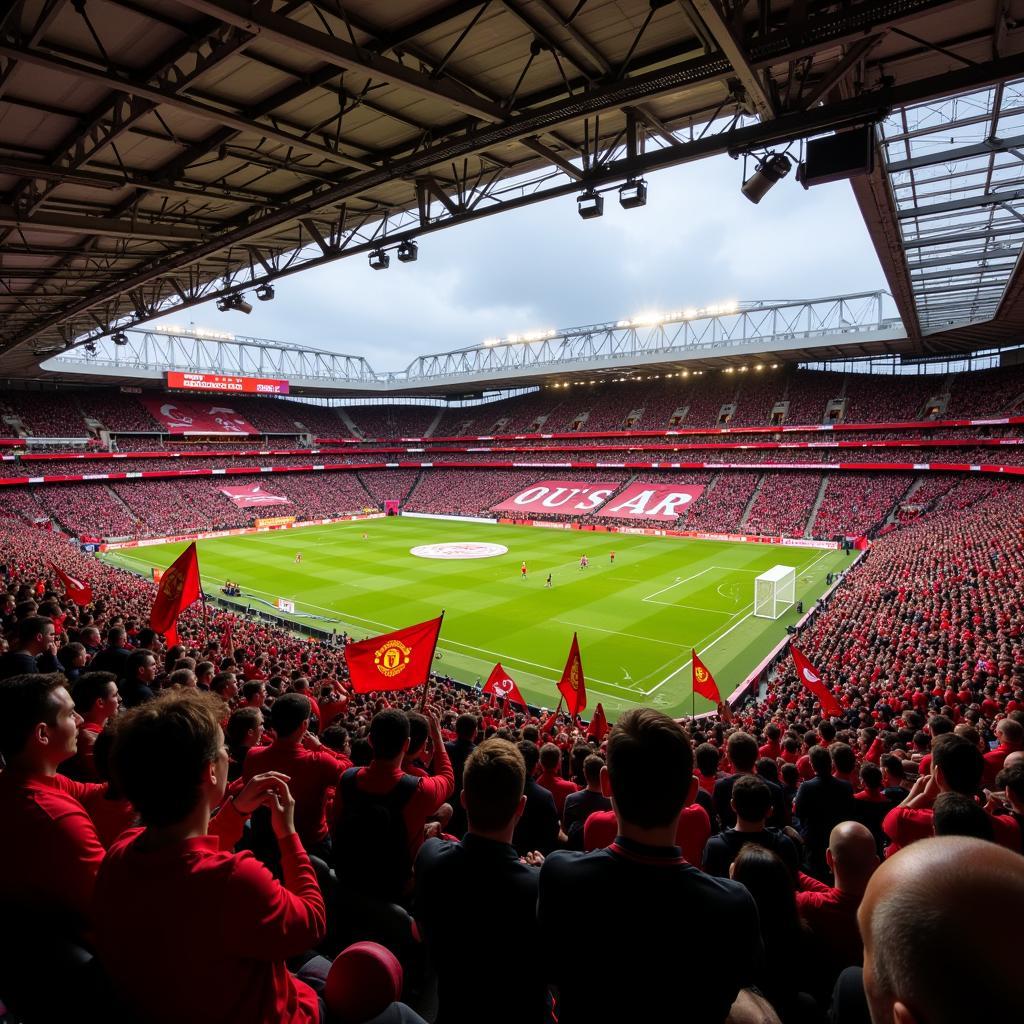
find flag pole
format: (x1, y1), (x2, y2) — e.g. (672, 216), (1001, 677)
(691, 649), (696, 723)
(419, 609), (444, 711)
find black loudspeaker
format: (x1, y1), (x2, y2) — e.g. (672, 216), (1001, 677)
(798, 125), (874, 188)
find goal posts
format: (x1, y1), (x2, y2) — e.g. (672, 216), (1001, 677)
(753, 564), (796, 620)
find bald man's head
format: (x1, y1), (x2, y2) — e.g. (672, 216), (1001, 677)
(858, 837), (1024, 1024)
(1003, 749), (1024, 772)
(826, 821), (878, 890)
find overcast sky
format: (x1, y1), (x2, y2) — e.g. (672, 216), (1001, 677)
(187, 153), (888, 371)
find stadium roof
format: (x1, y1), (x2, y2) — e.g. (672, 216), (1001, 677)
(41, 291), (909, 395)
(3, 0), (1024, 382)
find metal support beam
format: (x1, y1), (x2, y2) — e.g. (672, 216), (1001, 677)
(689, 0), (776, 119)
(520, 137), (584, 179)
(897, 188), (1024, 219)
(174, 0), (507, 122)
(887, 133), (1024, 172)
(0, 207), (205, 241)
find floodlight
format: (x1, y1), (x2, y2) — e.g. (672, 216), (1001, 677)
(255, 282), (275, 301)
(577, 190), (604, 219)
(369, 249), (390, 270)
(397, 240), (418, 263)
(111, 332), (129, 346)
(618, 179), (647, 209)
(741, 153), (792, 204)
(218, 293), (252, 314)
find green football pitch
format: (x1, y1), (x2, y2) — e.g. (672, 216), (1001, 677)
(100, 518), (851, 720)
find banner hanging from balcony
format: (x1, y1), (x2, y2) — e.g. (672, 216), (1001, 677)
(140, 396), (257, 435)
(220, 483), (292, 507)
(491, 479), (620, 517)
(595, 482), (705, 522)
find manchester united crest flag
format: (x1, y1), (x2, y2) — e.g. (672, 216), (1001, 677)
(345, 615), (443, 694)
(150, 542), (202, 643)
(483, 662), (527, 708)
(557, 632), (587, 717)
(691, 649), (722, 703)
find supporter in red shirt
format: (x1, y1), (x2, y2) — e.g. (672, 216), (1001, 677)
(65, 670), (121, 781)
(93, 689), (327, 1024)
(536, 741), (578, 816)
(796, 821), (878, 979)
(225, 705), (265, 781)
(244, 693), (348, 856)
(983, 718), (1023, 787)
(884, 733), (1019, 855)
(757, 723), (782, 761)
(695, 741), (724, 794)
(0, 672), (108, 928)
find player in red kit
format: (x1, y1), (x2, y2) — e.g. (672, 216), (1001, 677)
(610, 551), (615, 564)
(294, 551), (302, 564)
(521, 561), (528, 578)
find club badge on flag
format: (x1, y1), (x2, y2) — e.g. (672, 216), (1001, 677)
(49, 562), (93, 606)
(150, 542), (202, 641)
(557, 633), (587, 717)
(344, 615), (443, 694)
(483, 662), (527, 708)
(692, 649), (722, 703)
(790, 645), (843, 718)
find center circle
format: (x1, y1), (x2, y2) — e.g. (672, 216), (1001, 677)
(410, 542), (509, 560)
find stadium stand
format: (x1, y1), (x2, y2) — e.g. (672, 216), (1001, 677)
(1, 466), (1021, 1021)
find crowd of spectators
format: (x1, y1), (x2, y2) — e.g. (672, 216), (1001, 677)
(6, 363), (1024, 453)
(0, 392), (90, 437)
(0, 473), (1021, 1022)
(810, 474), (913, 539)
(782, 371), (842, 425)
(77, 392), (162, 432)
(744, 472), (824, 537)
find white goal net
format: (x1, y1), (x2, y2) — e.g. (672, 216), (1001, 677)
(753, 564), (796, 620)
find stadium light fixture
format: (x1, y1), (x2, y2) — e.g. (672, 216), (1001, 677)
(111, 331), (129, 346)
(369, 249), (390, 270)
(577, 190), (604, 219)
(397, 240), (418, 263)
(255, 282), (275, 301)
(618, 179), (647, 209)
(741, 153), (792, 204)
(217, 293), (252, 314)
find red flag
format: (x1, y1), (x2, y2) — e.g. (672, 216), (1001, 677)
(692, 649), (722, 703)
(221, 616), (234, 656)
(790, 645), (843, 718)
(541, 699), (563, 736)
(586, 702), (609, 742)
(48, 562), (92, 606)
(150, 543), (202, 640)
(557, 633), (587, 717)
(344, 615), (443, 694)
(483, 662), (527, 708)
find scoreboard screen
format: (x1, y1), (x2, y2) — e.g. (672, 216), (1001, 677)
(166, 372), (290, 395)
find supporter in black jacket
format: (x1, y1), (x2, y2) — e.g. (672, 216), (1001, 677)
(512, 739), (560, 856)
(415, 739), (545, 1024)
